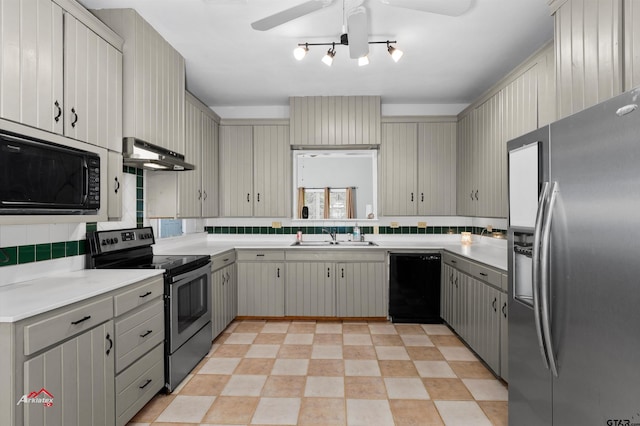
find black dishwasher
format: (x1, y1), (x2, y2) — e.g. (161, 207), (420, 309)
(389, 253), (442, 323)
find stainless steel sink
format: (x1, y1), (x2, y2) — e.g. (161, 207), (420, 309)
(290, 241), (378, 247)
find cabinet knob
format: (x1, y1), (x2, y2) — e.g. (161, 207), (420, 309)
(54, 101), (62, 122)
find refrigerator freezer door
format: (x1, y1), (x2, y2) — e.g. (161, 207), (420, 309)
(508, 142), (540, 228)
(549, 88), (640, 424)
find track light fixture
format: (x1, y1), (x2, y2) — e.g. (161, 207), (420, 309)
(293, 35), (402, 65)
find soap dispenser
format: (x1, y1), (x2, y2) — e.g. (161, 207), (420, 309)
(296, 227), (303, 242)
(352, 223), (360, 241)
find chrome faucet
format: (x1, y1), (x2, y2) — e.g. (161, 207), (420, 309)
(322, 227), (337, 243)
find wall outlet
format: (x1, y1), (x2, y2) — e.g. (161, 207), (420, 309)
(271, 221), (282, 228)
(417, 221), (427, 228)
(390, 222), (400, 229)
(487, 225), (493, 232)
(373, 226), (379, 234)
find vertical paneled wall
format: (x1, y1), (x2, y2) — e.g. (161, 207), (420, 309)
(624, 0), (640, 90)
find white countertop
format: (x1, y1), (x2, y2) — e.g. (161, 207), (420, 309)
(0, 269), (164, 323)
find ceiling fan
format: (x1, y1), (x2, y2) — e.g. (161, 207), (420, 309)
(251, 0), (472, 59)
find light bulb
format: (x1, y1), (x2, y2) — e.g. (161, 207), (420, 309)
(358, 55), (369, 66)
(293, 46), (308, 61)
(322, 48), (335, 66)
(388, 45), (404, 62)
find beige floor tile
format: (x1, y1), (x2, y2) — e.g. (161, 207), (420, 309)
(199, 357), (242, 375)
(478, 401), (508, 426)
(343, 333), (373, 346)
(288, 322), (317, 334)
(130, 394), (176, 422)
(438, 346), (478, 361)
(344, 359), (381, 377)
(406, 347), (445, 361)
(152, 423), (207, 426)
(212, 344), (251, 358)
(344, 377), (388, 399)
(214, 333), (231, 345)
(125, 422), (150, 426)
(261, 321), (290, 333)
(389, 400), (444, 426)
(422, 378), (474, 400)
(284, 333), (314, 345)
(221, 375), (267, 396)
(311, 345), (343, 359)
(342, 324), (370, 334)
(180, 374), (230, 396)
(304, 376), (345, 397)
(434, 400), (492, 426)
(378, 360), (419, 377)
(192, 356), (212, 374)
(298, 397), (346, 426)
(235, 358), (276, 375)
(368, 324), (398, 335)
(313, 333), (343, 345)
(251, 397), (301, 425)
(371, 334), (404, 346)
(315, 322), (343, 334)
(421, 324), (453, 335)
(155, 395), (215, 423)
(261, 375), (307, 397)
(343, 345), (378, 360)
(375, 346), (410, 360)
(394, 324), (427, 335)
(245, 344), (281, 358)
(277, 344), (313, 359)
(201, 396), (259, 424)
(307, 359), (345, 376)
(400, 334), (434, 347)
(234, 321), (266, 333)
(254, 333), (287, 345)
(224, 332), (258, 345)
(271, 358), (309, 375)
(448, 361), (495, 379)
(414, 361), (457, 378)
(462, 379), (508, 401)
(346, 399), (395, 426)
(225, 321), (239, 332)
(207, 344), (220, 357)
(384, 377), (430, 400)
(431, 335), (465, 347)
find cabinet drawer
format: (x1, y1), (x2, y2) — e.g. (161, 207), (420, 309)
(286, 250), (385, 262)
(115, 299), (164, 373)
(24, 296), (113, 356)
(468, 263), (502, 289)
(236, 250), (285, 261)
(115, 344), (164, 426)
(114, 276), (164, 317)
(212, 250), (236, 271)
(442, 252), (470, 273)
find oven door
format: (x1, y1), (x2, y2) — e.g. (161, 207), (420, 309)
(168, 262), (211, 353)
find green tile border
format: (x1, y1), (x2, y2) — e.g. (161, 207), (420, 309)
(0, 239), (89, 268)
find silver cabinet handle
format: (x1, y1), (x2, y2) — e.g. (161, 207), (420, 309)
(540, 181), (559, 377)
(533, 182), (550, 370)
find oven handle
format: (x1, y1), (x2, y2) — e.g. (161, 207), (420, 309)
(171, 261), (212, 284)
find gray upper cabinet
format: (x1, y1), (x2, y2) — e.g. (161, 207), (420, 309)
(220, 123), (290, 217)
(381, 119), (456, 216)
(290, 96), (381, 146)
(625, 0), (640, 90)
(178, 93), (205, 218)
(202, 112), (220, 217)
(92, 8), (185, 154)
(107, 150), (123, 220)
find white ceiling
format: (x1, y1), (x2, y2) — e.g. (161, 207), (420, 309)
(79, 0), (553, 113)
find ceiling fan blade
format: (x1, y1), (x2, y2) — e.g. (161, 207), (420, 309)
(251, 0), (334, 31)
(380, 0), (472, 16)
(347, 6), (369, 59)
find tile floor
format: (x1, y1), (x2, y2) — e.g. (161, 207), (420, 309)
(127, 320), (508, 426)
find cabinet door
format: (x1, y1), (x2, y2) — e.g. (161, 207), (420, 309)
(285, 262), (335, 316)
(381, 123), (418, 215)
(499, 291), (508, 381)
(0, 0), (63, 134)
(107, 151), (123, 220)
(237, 262), (284, 316)
(178, 98), (203, 218)
(202, 117), (219, 217)
(337, 262), (385, 317)
(23, 321), (115, 426)
(417, 122), (456, 215)
(469, 278), (501, 374)
(220, 126), (254, 217)
(456, 112), (477, 216)
(211, 269), (225, 339)
(64, 14), (122, 149)
(253, 125), (290, 217)
(475, 94), (503, 218)
(225, 264), (238, 324)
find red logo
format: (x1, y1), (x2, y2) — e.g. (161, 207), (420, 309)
(17, 388), (54, 407)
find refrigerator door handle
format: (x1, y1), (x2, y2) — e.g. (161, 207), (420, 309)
(533, 181), (551, 370)
(540, 181), (559, 377)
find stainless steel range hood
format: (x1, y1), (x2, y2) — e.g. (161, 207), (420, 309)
(122, 138), (195, 171)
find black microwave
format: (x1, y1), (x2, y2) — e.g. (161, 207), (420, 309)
(0, 131), (100, 215)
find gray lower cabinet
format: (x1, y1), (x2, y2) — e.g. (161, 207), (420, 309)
(23, 320), (115, 426)
(237, 250), (285, 317)
(285, 262), (335, 316)
(211, 251), (237, 339)
(499, 291), (508, 382)
(336, 262), (386, 317)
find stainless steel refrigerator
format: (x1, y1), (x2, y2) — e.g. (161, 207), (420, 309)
(507, 87), (640, 425)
